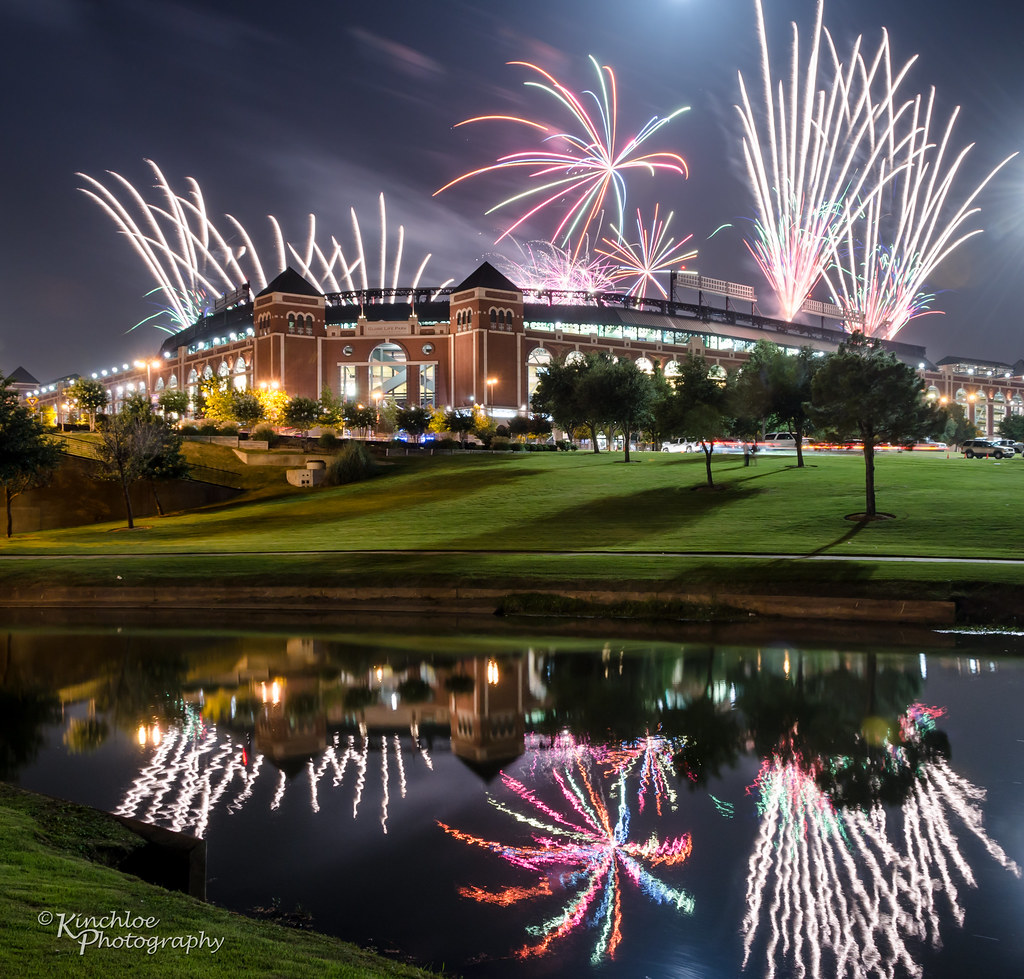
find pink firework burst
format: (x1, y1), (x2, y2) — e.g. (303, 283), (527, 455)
(435, 56), (689, 258)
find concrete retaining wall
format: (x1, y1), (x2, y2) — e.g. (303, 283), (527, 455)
(0, 583), (956, 625)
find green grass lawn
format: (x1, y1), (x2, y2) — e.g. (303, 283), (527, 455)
(3, 447), (1024, 599)
(0, 784), (439, 979)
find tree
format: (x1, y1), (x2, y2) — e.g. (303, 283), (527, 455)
(603, 358), (655, 463)
(157, 388), (189, 420)
(256, 386), (289, 426)
(66, 378), (108, 431)
(199, 379), (235, 423)
(809, 334), (945, 518)
(397, 405), (431, 442)
(231, 391), (264, 429)
(529, 415), (553, 440)
(996, 412), (1024, 444)
(344, 402), (376, 434)
(283, 396), (320, 438)
(643, 364), (676, 449)
(319, 388), (346, 429)
(94, 411), (188, 528)
(674, 356), (733, 488)
(444, 409), (476, 445)
(733, 341), (821, 467)
(531, 354), (589, 448)
(0, 375), (65, 537)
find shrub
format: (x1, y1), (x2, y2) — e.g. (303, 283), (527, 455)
(437, 436), (459, 450)
(396, 677), (433, 703)
(490, 436), (511, 451)
(495, 424), (511, 439)
(198, 423), (220, 436)
(317, 430), (339, 451)
(180, 423), (199, 436)
(445, 674), (476, 694)
(344, 686), (376, 710)
(326, 442), (378, 485)
(219, 424), (238, 436)
(509, 442), (525, 452)
(252, 425), (279, 447)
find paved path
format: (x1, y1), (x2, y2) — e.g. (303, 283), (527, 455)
(0, 549), (1022, 565)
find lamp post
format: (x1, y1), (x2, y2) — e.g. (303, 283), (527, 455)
(372, 390), (382, 439)
(134, 359), (162, 407)
(486, 376), (498, 410)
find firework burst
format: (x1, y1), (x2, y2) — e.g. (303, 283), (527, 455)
(491, 238), (615, 294)
(598, 205), (697, 299)
(436, 56), (689, 257)
(438, 761), (694, 963)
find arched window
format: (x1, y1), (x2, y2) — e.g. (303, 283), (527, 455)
(368, 342), (408, 404)
(233, 356), (248, 391)
(527, 347), (553, 402)
(994, 391), (1007, 426)
(664, 361), (680, 378)
(635, 357), (654, 374)
(564, 350), (586, 366)
(497, 310), (505, 326)
(490, 308), (497, 325)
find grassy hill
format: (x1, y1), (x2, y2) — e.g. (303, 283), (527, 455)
(2, 445), (1024, 613)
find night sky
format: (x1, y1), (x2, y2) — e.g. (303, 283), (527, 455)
(2, 0), (1023, 384)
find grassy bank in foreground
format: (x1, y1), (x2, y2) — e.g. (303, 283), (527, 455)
(0, 784), (440, 979)
(2, 449), (1023, 608)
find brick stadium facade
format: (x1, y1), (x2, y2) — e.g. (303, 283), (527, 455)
(23, 263), (1024, 435)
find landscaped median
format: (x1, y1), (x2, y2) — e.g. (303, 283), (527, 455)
(0, 783), (441, 979)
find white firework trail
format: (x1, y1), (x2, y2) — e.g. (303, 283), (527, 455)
(742, 744), (1020, 979)
(822, 88), (1017, 340)
(79, 161), (452, 334)
(735, 0), (919, 321)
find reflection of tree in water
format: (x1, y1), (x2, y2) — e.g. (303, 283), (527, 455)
(663, 645), (741, 790)
(438, 757), (695, 964)
(0, 687), (60, 780)
(741, 703), (1021, 979)
(529, 647), (676, 743)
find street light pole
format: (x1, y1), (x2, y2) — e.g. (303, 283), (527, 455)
(372, 390), (382, 439)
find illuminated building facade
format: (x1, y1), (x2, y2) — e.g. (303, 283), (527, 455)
(22, 263), (1024, 436)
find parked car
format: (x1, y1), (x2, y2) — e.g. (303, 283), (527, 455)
(990, 438), (1020, 458)
(759, 432), (812, 450)
(962, 438), (1015, 459)
(661, 438), (701, 453)
(905, 438), (948, 451)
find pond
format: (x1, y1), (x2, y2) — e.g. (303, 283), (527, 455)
(2, 613), (1022, 978)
